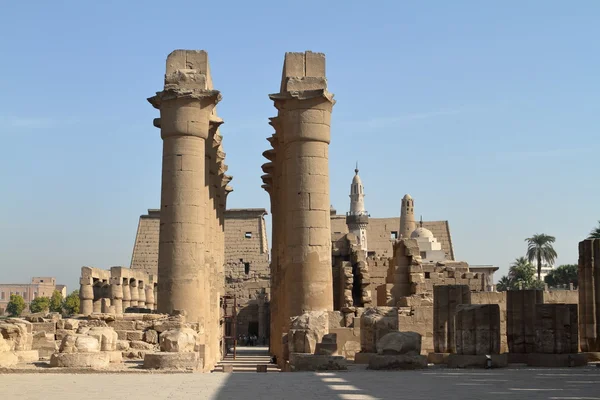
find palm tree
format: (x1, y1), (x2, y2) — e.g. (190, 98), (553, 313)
(589, 221), (600, 239)
(496, 276), (512, 292)
(525, 234), (558, 281)
(509, 257), (536, 286)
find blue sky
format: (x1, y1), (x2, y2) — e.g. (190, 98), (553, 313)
(0, 1), (598, 293)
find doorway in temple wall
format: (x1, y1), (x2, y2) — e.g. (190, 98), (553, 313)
(247, 321), (258, 337)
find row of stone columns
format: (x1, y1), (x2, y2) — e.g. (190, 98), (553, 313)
(262, 51), (335, 363)
(80, 267), (157, 315)
(148, 50), (231, 371)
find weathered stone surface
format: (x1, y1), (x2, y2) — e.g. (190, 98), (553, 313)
(0, 336), (11, 352)
(143, 329), (159, 344)
(87, 327), (118, 351)
(288, 311), (329, 354)
(55, 329), (76, 341)
(130, 340), (156, 350)
(49, 352), (110, 368)
(107, 321), (136, 331)
(57, 319), (80, 331)
(433, 285), (471, 353)
(0, 351), (19, 368)
(360, 307), (398, 353)
(368, 354), (428, 370)
(534, 304), (578, 354)
(59, 334), (100, 353)
(159, 328), (199, 353)
(314, 343), (338, 355)
(447, 354), (508, 368)
(376, 331), (422, 355)
(14, 350), (39, 363)
(506, 290), (543, 354)
(143, 352), (202, 370)
(32, 331), (58, 359)
(126, 331), (144, 341)
(289, 353), (347, 371)
(0, 321), (33, 351)
(455, 304), (501, 355)
(106, 350), (123, 363)
(31, 322), (56, 334)
(116, 340), (130, 351)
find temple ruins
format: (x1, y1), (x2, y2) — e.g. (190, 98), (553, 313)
(0, 49), (593, 374)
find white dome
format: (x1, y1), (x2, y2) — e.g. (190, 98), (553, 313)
(410, 227), (433, 239)
(403, 194), (412, 200)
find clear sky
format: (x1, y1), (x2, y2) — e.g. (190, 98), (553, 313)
(0, 1), (598, 293)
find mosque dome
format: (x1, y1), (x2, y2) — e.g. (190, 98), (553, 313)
(410, 227), (433, 239)
(403, 194), (412, 201)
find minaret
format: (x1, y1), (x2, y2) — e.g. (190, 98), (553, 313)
(346, 163), (369, 252)
(399, 194), (416, 239)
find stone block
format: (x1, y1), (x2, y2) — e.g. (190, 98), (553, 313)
(107, 320), (136, 331)
(433, 285), (471, 353)
(116, 340), (130, 351)
(130, 340), (156, 350)
(288, 311), (328, 354)
(143, 352), (202, 370)
(14, 350), (39, 363)
(0, 351), (19, 368)
(160, 328), (199, 352)
(256, 364), (268, 372)
(87, 327), (118, 351)
(32, 331), (58, 359)
(368, 354), (428, 370)
(106, 350), (123, 363)
(143, 329), (159, 344)
(376, 331), (421, 355)
(353, 352), (375, 364)
(360, 307), (398, 353)
(314, 343), (338, 356)
(534, 304), (578, 354)
(447, 354), (508, 368)
(506, 290), (543, 354)
(31, 322), (56, 334)
(289, 353), (347, 371)
(59, 334), (100, 353)
(222, 364), (234, 373)
(427, 352), (449, 364)
(526, 353), (587, 367)
(455, 304), (501, 355)
(55, 329), (75, 341)
(50, 352), (110, 368)
(126, 331), (144, 341)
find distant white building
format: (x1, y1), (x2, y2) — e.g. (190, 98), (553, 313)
(538, 263), (555, 281)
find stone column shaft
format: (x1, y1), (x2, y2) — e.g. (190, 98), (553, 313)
(80, 277), (94, 315)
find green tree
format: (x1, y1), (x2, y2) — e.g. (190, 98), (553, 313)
(525, 234), (558, 281)
(6, 294), (26, 317)
(509, 257), (536, 286)
(545, 264), (578, 288)
(589, 221), (600, 239)
(496, 275), (512, 292)
(49, 290), (63, 313)
(29, 296), (50, 313)
(62, 290), (80, 315)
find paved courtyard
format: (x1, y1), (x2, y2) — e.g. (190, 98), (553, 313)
(2, 367), (600, 400)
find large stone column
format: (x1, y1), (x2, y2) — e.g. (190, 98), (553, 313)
(269, 51), (335, 319)
(79, 271), (94, 316)
(148, 50), (220, 323)
(579, 239), (600, 352)
(145, 280), (155, 310)
(138, 281), (146, 308)
(129, 279), (138, 308)
(122, 279), (131, 311)
(506, 289), (543, 354)
(109, 278), (123, 315)
(433, 285), (471, 353)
